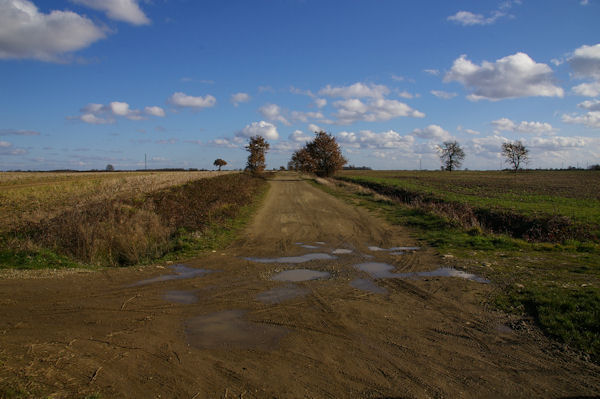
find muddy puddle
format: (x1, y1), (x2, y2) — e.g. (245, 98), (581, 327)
(185, 310), (288, 350)
(355, 262), (489, 283)
(245, 253), (336, 264)
(257, 284), (310, 304)
(332, 248), (353, 254)
(132, 265), (213, 286)
(163, 290), (198, 304)
(271, 269), (330, 282)
(350, 278), (387, 294)
(368, 246), (420, 252)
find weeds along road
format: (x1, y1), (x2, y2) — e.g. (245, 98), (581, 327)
(1, 173), (599, 398)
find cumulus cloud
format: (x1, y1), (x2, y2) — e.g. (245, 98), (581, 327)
(424, 69), (440, 76)
(231, 92), (250, 107)
(259, 103), (290, 125)
(470, 135), (510, 155)
(491, 118), (555, 135)
(319, 82), (390, 99)
(289, 130), (312, 143)
(290, 86), (315, 97)
(447, 1), (520, 26)
(444, 52), (564, 101)
(578, 99), (600, 111)
(72, 101), (164, 124)
(333, 98), (424, 124)
(528, 136), (587, 151)
(336, 129), (415, 150)
(397, 90), (414, 99)
(572, 81), (600, 97)
(0, 0), (106, 61)
(307, 123), (322, 133)
(411, 125), (452, 141)
(209, 137), (244, 148)
(568, 43), (600, 80)
(169, 92), (216, 109)
(0, 128), (40, 136)
(314, 98), (327, 108)
(144, 106), (165, 117)
(431, 90), (457, 99)
(562, 111), (600, 128)
(236, 121), (279, 140)
(71, 0), (150, 25)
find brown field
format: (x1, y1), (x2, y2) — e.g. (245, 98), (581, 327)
(0, 171), (232, 232)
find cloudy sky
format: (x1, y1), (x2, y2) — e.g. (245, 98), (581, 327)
(1, 0), (599, 170)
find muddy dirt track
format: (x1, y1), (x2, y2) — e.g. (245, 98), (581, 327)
(1, 174), (599, 398)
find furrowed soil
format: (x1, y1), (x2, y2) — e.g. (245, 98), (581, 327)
(1, 174), (599, 398)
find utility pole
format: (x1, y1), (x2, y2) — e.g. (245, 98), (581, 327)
(419, 159), (422, 170)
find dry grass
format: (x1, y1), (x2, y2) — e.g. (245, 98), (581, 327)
(0, 171), (231, 233)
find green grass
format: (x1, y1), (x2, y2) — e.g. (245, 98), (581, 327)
(314, 176), (600, 362)
(338, 170), (600, 226)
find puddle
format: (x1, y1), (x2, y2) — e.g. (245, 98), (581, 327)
(164, 290), (198, 304)
(354, 262), (489, 283)
(350, 278), (387, 294)
(368, 246), (420, 252)
(332, 248), (353, 254)
(132, 265), (213, 286)
(271, 269), (330, 282)
(315, 241), (326, 245)
(185, 310), (288, 350)
(257, 285), (309, 303)
(245, 253), (336, 264)
(299, 245), (320, 249)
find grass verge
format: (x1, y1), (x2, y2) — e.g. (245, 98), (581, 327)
(312, 177), (600, 363)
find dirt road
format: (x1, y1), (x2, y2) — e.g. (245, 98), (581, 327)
(1, 174), (599, 398)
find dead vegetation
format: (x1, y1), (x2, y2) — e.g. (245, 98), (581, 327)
(1, 172), (266, 267)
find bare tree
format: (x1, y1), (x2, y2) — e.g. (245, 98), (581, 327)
(437, 141), (465, 171)
(502, 141), (529, 172)
(245, 136), (270, 174)
(290, 131), (347, 176)
(105, 164), (114, 171)
(213, 158), (227, 171)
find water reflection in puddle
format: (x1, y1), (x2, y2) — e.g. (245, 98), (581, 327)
(257, 284), (309, 304)
(332, 248), (353, 254)
(132, 265), (213, 286)
(245, 253), (336, 264)
(350, 278), (387, 294)
(355, 262), (489, 283)
(164, 290), (198, 304)
(186, 310), (288, 350)
(368, 246), (420, 252)
(271, 269), (330, 282)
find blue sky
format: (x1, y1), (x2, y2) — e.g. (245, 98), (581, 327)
(1, 0), (599, 170)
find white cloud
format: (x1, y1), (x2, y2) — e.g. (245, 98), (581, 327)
(209, 137), (244, 148)
(568, 43), (600, 80)
(579, 99), (600, 111)
(491, 118), (555, 135)
(562, 111), (600, 128)
(71, 0), (150, 25)
(444, 52), (564, 101)
(336, 129), (415, 150)
(0, 140), (11, 147)
(424, 69), (440, 76)
(0, 0), (106, 61)
(0, 140), (27, 155)
(412, 125), (452, 141)
(290, 110), (325, 123)
(259, 103), (290, 125)
(169, 92), (216, 109)
(397, 90), (414, 99)
(231, 92), (250, 107)
(290, 86), (315, 97)
(144, 106), (165, 117)
(528, 136), (587, 151)
(289, 130), (311, 143)
(431, 90), (457, 99)
(73, 101), (164, 123)
(333, 98), (424, 125)
(572, 81), (600, 97)
(470, 135), (510, 155)
(319, 82), (390, 99)
(314, 98), (327, 108)
(308, 123), (322, 133)
(447, 10), (505, 26)
(236, 121), (279, 140)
